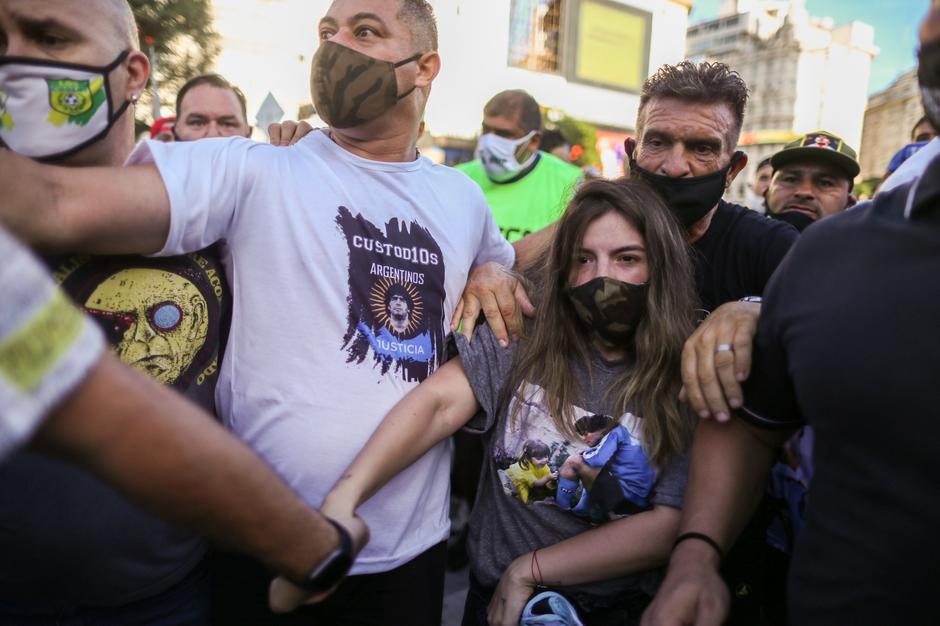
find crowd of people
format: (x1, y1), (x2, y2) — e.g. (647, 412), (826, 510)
(0, 0), (936, 625)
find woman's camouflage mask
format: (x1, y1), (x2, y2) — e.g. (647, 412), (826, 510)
(311, 41), (421, 129)
(566, 276), (648, 345)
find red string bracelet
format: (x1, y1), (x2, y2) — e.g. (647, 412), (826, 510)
(531, 549), (544, 587)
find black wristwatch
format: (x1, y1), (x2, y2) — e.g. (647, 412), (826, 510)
(301, 518), (354, 593)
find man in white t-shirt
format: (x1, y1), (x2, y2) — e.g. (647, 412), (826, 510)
(0, 1), (513, 624)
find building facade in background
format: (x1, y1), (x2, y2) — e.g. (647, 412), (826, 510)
(858, 69), (925, 181)
(428, 0), (694, 173)
(686, 0), (877, 203)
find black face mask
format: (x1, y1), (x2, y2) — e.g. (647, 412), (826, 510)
(770, 209), (814, 232)
(919, 39), (940, 132)
(626, 139), (744, 229)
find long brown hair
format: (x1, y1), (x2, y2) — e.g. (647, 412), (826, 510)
(506, 178), (698, 467)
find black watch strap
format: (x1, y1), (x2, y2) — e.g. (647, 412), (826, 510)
(300, 518), (354, 593)
(327, 518), (353, 558)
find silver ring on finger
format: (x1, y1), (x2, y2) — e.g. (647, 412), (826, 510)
(715, 343), (734, 354)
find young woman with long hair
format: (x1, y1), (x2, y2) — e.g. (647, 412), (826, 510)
(320, 178), (699, 625)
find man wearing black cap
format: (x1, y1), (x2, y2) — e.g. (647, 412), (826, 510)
(764, 131), (859, 232)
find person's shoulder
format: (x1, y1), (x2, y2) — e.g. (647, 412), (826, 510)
(454, 159), (488, 184)
(718, 200), (769, 224)
(428, 159), (481, 183)
(127, 135), (272, 169)
(881, 138), (940, 194)
(781, 204), (870, 264)
(454, 323), (519, 375)
(424, 160), (490, 202)
(453, 322), (502, 359)
(454, 158), (480, 174)
(720, 201), (799, 240)
(538, 152), (583, 179)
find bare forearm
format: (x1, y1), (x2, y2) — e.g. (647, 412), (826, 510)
(678, 418), (787, 551)
(326, 358), (478, 511)
(639, 424), (780, 626)
(522, 506), (681, 588)
(0, 151), (170, 254)
(0, 150), (61, 247)
(33, 353), (334, 582)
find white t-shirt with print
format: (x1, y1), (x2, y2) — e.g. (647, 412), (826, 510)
(130, 130), (514, 574)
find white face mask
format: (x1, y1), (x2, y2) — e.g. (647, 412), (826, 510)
(475, 130), (538, 182)
(0, 50), (130, 161)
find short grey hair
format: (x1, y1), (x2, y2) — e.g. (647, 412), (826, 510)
(107, 0), (140, 51)
(639, 61), (748, 150)
(398, 0), (438, 52)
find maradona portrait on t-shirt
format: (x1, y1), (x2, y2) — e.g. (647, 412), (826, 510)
(496, 387), (657, 522)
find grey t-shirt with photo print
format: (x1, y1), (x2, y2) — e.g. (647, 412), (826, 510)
(454, 323), (690, 609)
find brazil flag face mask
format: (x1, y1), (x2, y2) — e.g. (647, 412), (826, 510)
(0, 50), (130, 161)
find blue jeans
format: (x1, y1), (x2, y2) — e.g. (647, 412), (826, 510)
(0, 560), (209, 626)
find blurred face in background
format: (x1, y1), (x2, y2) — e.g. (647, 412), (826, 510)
(175, 84), (250, 140)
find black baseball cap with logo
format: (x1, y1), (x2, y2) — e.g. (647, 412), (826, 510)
(770, 131), (860, 180)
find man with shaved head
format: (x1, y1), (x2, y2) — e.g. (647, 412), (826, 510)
(0, 0), (232, 621)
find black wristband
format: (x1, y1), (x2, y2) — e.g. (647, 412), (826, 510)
(673, 532), (723, 560)
(299, 518), (354, 592)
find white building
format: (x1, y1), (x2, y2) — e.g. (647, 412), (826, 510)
(686, 0), (878, 202)
(208, 0), (695, 172)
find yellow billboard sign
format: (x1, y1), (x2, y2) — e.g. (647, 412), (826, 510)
(572, 0), (651, 93)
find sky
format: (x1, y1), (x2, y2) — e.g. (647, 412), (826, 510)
(689, 0), (927, 94)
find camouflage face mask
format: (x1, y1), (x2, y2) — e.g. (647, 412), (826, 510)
(566, 276), (648, 345)
(311, 41), (421, 129)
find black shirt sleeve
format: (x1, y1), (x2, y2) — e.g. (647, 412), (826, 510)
(752, 215), (800, 295)
(737, 236), (804, 430)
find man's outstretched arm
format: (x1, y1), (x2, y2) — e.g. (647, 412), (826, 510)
(31, 351), (367, 589)
(0, 150), (170, 255)
(641, 417), (790, 626)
